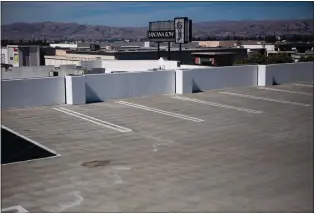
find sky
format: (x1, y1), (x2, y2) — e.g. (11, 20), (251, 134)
(2, 1), (313, 27)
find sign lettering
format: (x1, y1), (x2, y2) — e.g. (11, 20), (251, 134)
(148, 31), (175, 39)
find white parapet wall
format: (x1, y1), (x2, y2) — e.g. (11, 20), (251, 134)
(65, 76), (86, 105)
(176, 65), (258, 94)
(101, 60), (179, 73)
(257, 62), (314, 86)
(2, 77), (66, 109)
(3, 63), (311, 109)
(85, 70), (175, 103)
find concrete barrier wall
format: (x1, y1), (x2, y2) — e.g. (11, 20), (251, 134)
(179, 65), (213, 69)
(2, 66), (56, 79)
(258, 62), (314, 86)
(85, 71), (175, 103)
(2, 77), (66, 109)
(101, 60), (179, 73)
(1, 65), (91, 79)
(176, 65), (258, 94)
(3, 63), (311, 109)
(81, 59), (102, 69)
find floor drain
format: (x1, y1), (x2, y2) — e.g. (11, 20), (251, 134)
(82, 160), (111, 168)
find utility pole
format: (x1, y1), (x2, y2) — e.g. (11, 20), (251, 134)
(157, 42), (160, 59)
(179, 43), (182, 64)
(168, 42), (171, 60)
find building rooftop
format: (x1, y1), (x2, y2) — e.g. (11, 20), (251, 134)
(268, 50), (296, 54)
(66, 47), (246, 55)
(2, 82), (313, 212)
(191, 52), (238, 56)
(7, 45), (40, 48)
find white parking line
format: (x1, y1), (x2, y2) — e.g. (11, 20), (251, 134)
(294, 83), (313, 87)
(2, 205), (28, 213)
(53, 107), (132, 133)
(172, 96), (262, 114)
(1, 153), (60, 166)
(116, 101), (204, 123)
(256, 87), (313, 95)
(219, 91), (310, 107)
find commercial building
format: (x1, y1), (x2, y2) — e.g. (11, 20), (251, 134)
(44, 47), (248, 67)
(274, 42), (314, 53)
(44, 49), (112, 67)
(198, 40), (238, 48)
(241, 44), (275, 53)
(1, 47), (8, 64)
(2, 45), (56, 67)
(288, 50), (314, 62)
(197, 40), (267, 48)
(49, 43), (78, 49)
(6, 45), (41, 67)
(192, 52), (238, 66)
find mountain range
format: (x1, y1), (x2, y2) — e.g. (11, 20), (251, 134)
(2, 19), (313, 40)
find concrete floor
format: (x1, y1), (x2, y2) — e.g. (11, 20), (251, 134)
(1, 82), (313, 212)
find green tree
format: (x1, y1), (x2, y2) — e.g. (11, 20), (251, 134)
(251, 53), (267, 64)
(234, 58), (251, 65)
(266, 53), (293, 64)
(299, 55), (314, 62)
(234, 52), (293, 65)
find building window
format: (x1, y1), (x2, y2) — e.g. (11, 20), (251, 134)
(1, 55), (5, 63)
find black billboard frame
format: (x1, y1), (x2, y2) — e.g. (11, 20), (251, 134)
(148, 17), (192, 62)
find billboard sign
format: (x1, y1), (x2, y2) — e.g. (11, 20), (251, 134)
(148, 20), (175, 42)
(174, 17), (192, 44)
(174, 17), (185, 44)
(148, 18), (192, 43)
(149, 20), (174, 31)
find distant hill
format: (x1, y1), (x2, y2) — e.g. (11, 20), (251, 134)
(2, 19), (313, 40)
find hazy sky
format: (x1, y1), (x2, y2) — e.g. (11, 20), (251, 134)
(2, 2), (313, 27)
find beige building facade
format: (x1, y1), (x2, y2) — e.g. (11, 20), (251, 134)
(197, 40), (265, 48)
(198, 41), (237, 47)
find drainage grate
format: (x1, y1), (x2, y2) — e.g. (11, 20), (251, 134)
(1, 128), (56, 164)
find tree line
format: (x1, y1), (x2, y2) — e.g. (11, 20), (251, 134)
(2, 33), (314, 47)
(192, 34), (314, 43)
(234, 52), (314, 65)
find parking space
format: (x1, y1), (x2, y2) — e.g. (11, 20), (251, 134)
(179, 86), (312, 115)
(221, 85), (313, 106)
(277, 82), (313, 93)
(1, 82), (313, 212)
(2, 106), (129, 155)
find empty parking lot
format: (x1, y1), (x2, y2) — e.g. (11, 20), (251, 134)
(1, 81), (313, 212)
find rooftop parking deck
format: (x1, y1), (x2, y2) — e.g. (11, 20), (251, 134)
(1, 81), (313, 212)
